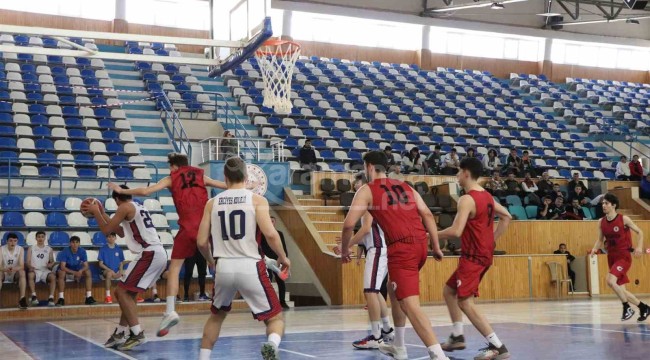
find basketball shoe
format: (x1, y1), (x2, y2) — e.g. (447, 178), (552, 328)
(157, 311), (180, 337)
(30, 296), (39, 306)
(441, 333), (466, 351)
(261, 341), (280, 360)
(474, 343), (510, 360)
(378, 342), (408, 360)
(638, 303), (650, 322)
(104, 329), (126, 348)
(622, 306), (635, 321)
(118, 330), (146, 351)
(381, 327), (395, 342)
(352, 334), (383, 349)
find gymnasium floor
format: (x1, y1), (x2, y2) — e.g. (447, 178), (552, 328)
(1, 298), (648, 359)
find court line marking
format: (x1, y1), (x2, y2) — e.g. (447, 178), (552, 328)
(533, 323), (650, 336)
(0, 330), (36, 360)
(46, 322), (137, 360)
(279, 348), (317, 358)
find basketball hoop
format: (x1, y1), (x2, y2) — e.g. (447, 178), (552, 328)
(255, 39), (301, 114)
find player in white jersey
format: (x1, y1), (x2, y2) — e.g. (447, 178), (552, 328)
(196, 157), (290, 360)
(84, 185), (167, 352)
(0, 233), (28, 309)
(335, 176), (393, 350)
(27, 231), (56, 306)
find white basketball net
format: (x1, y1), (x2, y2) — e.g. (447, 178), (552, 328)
(255, 41), (300, 114)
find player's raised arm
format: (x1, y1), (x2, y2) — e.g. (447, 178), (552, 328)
(438, 195), (474, 240)
(590, 218), (605, 256)
(492, 201), (512, 241)
(197, 198), (215, 266)
(203, 176), (227, 190)
(341, 185), (372, 262)
(108, 177), (172, 197)
(623, 215), (645, 256)
(413, 190), (443, 260)
(254, 195), (289, 271)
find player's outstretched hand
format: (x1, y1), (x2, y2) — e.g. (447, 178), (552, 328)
(633, 246), (643, 257)
(107, 182), (122, 193)
(432, 248), (444, 261)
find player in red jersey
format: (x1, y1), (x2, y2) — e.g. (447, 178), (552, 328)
(341, 151), (448, 360)
(590, 193), (648, 322)
(437, 157), (512, 360)
(108, 152), (226, 336)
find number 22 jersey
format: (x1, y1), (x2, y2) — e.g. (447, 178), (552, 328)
(211, 188), (261, 260)
(121, 202), (162, 253)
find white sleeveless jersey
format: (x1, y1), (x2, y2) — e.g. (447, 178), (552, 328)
(1, 245), (23, 269)
(211, 189), (260, 259)
(30, 245), (52, 270)
(121, 202), (162, 253)
(361, 215), (386, 250)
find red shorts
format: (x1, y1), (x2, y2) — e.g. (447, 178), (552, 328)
(608, 253), (632, 286)
(387, 240), (428, 301)
(171, 225), (199, 259)
(446, 258), (490, 298)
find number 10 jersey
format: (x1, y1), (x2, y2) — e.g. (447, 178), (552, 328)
(121, 202), (162, 253)
(211, 188), (260, 260)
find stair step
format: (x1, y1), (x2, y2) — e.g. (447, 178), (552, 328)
(141, 148), (174, 157)
(312, 221), (344, 231)
(114, 85), (146, 92)
(307, 213), (344, 222)
(136, 137), (170, 145)
(298, 199), (326, 206)
(109, 73), (142, 80)
(105, 63), (135, 71)
(319, 231), (341, 245)
(123, 104), (156, 111)
(125, 112), (160, 119)
(133, 130), (168, 138)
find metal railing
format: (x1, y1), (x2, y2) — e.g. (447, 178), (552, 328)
(199, 137), (284, 163)
(157, 91), (193, 160)
(0, 158), (159, 198)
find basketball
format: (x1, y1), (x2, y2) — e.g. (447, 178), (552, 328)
(80, 197), (101, 218)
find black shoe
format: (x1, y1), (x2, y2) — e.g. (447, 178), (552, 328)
(19, 297), (28, 310)
(85, 296), (97, 305)
(56, 298), (65, 307)
(622, 306), (635, 321)
(183, 296), (190, 302)
(441, 333), (466, 352)
(280, 302), (290, 310)
(638, 304), (650, 322)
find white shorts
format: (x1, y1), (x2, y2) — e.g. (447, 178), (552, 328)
(211, 258), (282, 321)
(34, 269), (53, 283)
(118, 246), (167, 293)
(364, 247), (388, 293)
(2, 271), (17, 283)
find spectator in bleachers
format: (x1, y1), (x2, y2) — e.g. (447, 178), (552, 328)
(551, 183), (567, 202)
(440, 147), (460, 175)
(616, 156), (631, 180)
(98, 233), (126, 304)
(388, 165), (404, 180)
(425, 145), (442, 175)
(520, 150), (535, 177)
(641, 174), (650, 200)
(27, 231), (56, 307)
(555, 197), (569, 220)
(553, 244), (576, 289)
(567, 173), (588, 198)
(536, 172), (554, 199)
(384, 146), (397, 173)
(299, 139), (318, 171)
(56, 236), (96, 306)
(537, 196), (559, 220)
(183, 250), (208, 302)
(504, 172), (522, 196)
(484, 171), (506, 198)
(402, 147), (424, 174)
(521, 172), (541, 205)
(219, 131), (238, 160)
(464, 147), (479, 160)
(569, 185), (590, 207)
(564, 199), (586, 220)
(629, 155), (644, 181)
(482, 149), (501, 176)
(0, 233), (28, 309)
(505, 148), (522, 176)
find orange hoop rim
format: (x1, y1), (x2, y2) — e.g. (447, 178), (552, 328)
(255, 39), (301, 56)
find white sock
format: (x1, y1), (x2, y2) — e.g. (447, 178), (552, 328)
(199, 348), (212, 360)
(153, 288), (158, 295)
(130, 324), (142, 335)
(381, 316), (391, 332)
(268, 333), (281, 348)
(58, 292), (64, 299)
(394, 326), (406, 347)
(371, 321), (381, 339)
(486, 332), (503, 348)
(31, 292), (36, 297)
(106, 290), (111, 297)
(452, 321), (464, 336)
(117, 325), (129, 335)
(427, 344), (447, 359)
(166, 296), (175, 313)
(86, 291), (92, 298)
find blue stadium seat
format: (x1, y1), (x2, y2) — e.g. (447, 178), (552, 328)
(43, 197), (65, 210)
(1, 195), (23, 210)
(0, 126), (14, 136)
(35, 139), (54, 151)
(37, 153), (57, 164)
(71, 141), (90, 152)
(2, 212), (25, 227)
(33, 126), (51, 137)
(39, 166), (59, 177)
(78, 168), (97, 178)
(509, 205), (528, 220)
(525, 205), (538, 219)
(107, 143), (124, 153)
(45, 212), (68, 227)
(92, 232), (107, 246)
(31, 114), (48, 125)
(505, 195), (522, 206)
(48, 231), (69, 247)
(114, 168), (134, 179)
(0, 137), (17, 150)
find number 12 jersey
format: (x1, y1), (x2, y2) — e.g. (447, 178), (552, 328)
(211, 188), (260, 260)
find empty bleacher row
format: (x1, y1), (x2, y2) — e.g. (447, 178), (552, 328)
(225, 56), (621, 178)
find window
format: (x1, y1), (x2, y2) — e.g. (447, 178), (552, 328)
(552, 40), (650, 71)
(126, 0), (210, 30)
(0, 0), (115, 21)
(504, 39), (519, 59)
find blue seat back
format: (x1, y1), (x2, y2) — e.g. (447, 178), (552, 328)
(45, 212), (68, 227)
(508, 205), (528, 220)
(49, 231), (70, 247)
(1, 195), (23, 210)
(43, 197), (65, 210)
(92, 232), (107, 246)
(505, 195), (522, 206)
(2, 212), (25, 227)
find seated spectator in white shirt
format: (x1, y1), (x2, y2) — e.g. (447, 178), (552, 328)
(615, 156), (631, 180)
(402, 147), (424, 174)
(441, 148), (460, 175)
(482, 149), (501, 176)
(521, 172), (541, 205)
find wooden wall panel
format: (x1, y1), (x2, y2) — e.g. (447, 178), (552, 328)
(427, 53), (541, 78)
(594, 254), (650, 295)
(298, 40), (419, 66)
(549, 63), (650, 84)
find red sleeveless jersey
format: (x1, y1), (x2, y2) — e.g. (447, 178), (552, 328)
(170, 166), (209, 228)
(367, 178), (427, 245)
(601, 214), (633, 254)
(461, 190), (495, 266)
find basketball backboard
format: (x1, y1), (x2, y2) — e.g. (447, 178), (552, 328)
(226, 0), (270, 41)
